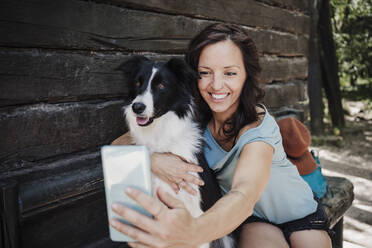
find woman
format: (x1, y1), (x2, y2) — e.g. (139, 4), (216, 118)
(110, 23), (332, 248)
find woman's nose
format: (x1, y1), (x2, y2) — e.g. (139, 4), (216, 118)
(211, 74), (224, 90)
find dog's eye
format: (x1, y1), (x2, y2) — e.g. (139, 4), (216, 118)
(157, 83), (165, 90)
(135, 82), (141, 88)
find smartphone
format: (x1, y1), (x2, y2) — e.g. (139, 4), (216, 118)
(101, 145), (152, 242)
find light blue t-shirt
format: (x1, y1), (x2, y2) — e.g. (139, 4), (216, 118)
(203, 106), (318, 224)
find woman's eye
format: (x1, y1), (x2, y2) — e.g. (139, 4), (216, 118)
(157, 83), (165, 89)
(225, 72), (237, 76)
(199, 71), (211, 77)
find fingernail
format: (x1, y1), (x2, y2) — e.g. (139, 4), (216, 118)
(112, 203), (120, 211)
(110, 219), (119, 228)
(125, 187), (133, 194)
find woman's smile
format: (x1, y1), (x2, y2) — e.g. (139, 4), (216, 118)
(209, 92), (230, 102)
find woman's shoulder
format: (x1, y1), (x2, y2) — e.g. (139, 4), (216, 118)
(235, 106), (280, 148)
(236, 106), (266, 140)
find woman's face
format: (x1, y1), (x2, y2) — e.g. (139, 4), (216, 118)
(198, 40), (247, 120)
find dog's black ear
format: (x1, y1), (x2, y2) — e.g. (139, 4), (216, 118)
(116, 55), (150, 79)
(165, 57), (200, 83)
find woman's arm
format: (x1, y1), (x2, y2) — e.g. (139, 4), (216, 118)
(111, 141), (273, 247)
(193, 141), (273, 242)
(111, 133), (204, 194)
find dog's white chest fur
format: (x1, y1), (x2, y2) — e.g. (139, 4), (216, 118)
(126, 110), (205, 218)
(127, 111), (201, 162)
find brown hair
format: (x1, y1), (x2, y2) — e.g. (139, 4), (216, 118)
(185, 23), (265, 142)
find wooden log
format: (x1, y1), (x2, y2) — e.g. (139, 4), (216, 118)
(21, 164), (103, 218)
(110, 0), (310, 35)
(0, 100), (127, 168)
(247, 27), (309, 56)
(0, 49), (128, 106)
(2, 151), (102, 215)
(1, 150), (100, 183)
(255, 0), (309, 12)
(0, 0), (308, 56)
(0, 49), (308, 106)
(260, 56), (308, 83)
(321, 176), (354, 227)
(0, 50), (181, 106)
(1, 152), (118, 247)
(264, 80), (307, 108)
(21, 190), (111, 248)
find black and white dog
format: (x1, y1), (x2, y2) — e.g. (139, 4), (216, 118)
(117, 56), (233, 248)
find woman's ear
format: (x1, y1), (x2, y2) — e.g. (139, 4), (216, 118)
(116, 55), (150, 79)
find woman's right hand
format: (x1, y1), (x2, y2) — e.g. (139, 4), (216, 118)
(150, 153), (205, 195)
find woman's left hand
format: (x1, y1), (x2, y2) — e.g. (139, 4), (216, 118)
(110, 187), (200, 248)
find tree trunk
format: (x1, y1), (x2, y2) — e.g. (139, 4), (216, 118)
(308, 0), (324, 134)
(319, 0), (345, 128)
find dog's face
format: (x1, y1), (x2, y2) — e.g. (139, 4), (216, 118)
(117, 56), (199, 127)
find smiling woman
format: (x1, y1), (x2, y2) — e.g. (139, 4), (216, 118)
(111, 23), (332, 248)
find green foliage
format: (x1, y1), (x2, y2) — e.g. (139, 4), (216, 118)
(330, 0), (372, 90)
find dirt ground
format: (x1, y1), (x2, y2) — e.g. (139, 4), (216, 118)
(309, 100), (372, 248)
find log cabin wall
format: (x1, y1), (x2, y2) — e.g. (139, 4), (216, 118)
(0, 0), (310, 247)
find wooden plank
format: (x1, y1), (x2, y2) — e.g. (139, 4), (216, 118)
(260, 56), (308, 83)
(0, 0), (308, 56)
(110, 0), (310, 35)
(264, 80), (307, 108)
(0, 50), (308, 106)
(256, 0), (309, 12)
(0, 100), (127, 167)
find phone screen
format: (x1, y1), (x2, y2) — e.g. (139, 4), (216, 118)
(101, 145), (152, 242)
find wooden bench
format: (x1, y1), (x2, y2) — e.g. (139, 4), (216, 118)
(321, 176), (354, 248)
(1, 175), (354, 248)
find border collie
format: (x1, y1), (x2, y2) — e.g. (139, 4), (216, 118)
(117, 56), (234, 248)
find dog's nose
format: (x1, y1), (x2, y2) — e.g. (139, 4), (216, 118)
(132, 102), (146, 114)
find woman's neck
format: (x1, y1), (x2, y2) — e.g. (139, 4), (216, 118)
(210, 102), (239, 133)
(210, 115), (224, 133)
(208, 111), (235, 151)
(208, 118), (235, 151)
